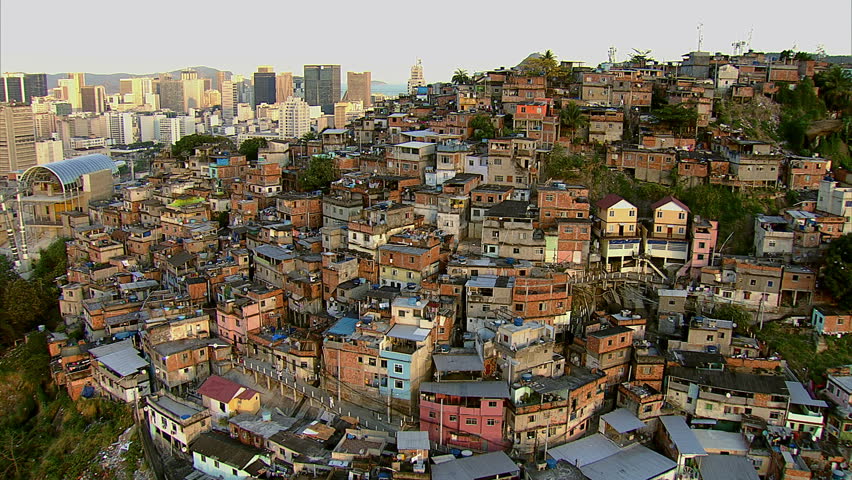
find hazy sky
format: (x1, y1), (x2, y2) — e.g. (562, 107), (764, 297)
(2, 0), (850, 83)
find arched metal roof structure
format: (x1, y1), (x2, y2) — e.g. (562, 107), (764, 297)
(22, 154), (117, 186)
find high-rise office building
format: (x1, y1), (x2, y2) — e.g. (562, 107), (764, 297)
(276, 73), (294, 103)
(280, 97), (311, 139)
(158, 76), (185, 113)
(216, 71), (231, 92)
(80, 85), (107, 114)
(57, 78), (82, 110)
(0, 73), (48, 104)
(0, 103), (37, 175)
(183, 78), (205, 111)
(180, 69), (198, 80)
(68, 72), (86, 87)
(221, 81), (237, 122)
(344, 71), (372, 108)
(254, 66), (277, 107)
(107, 112), (135, 145)
(304, 65), (341, 114)
(408, 59), (425, 94)
(119, 77), (153, 106)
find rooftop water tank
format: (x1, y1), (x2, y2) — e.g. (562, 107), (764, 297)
(514, 317), (524, 326)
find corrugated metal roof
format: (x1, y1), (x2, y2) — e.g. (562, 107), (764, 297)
(90, 340), (148, 377)
(699, 454), (760, 480)
(396, 431), (430, 451)
(785, 381), (828, 408)
(580, 444), (676, 480)
(547, 433), (621, 467)
(28, 154), (116, 185)
(387, 324), (430, 342)
(659, 416), (706, 456)
(433, 354), (485, 372)
(601, 408), (646, 434)
(431, 451), (519, 480)
(420, 381), (509, 399)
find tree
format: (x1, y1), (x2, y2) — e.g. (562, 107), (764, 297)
(559, 103), (589, 142)
(216, 211), (230, 229)
(712, 304), (753, 335)
(452, 69), (471, 85)
(469, 115), (498, 141)
(299, 155), (337, 192)
(238, 137), (268, 161)
(543, 144), (584, 179)
(629, 49), (654, 67)
(814, 65), (852, 113)
(300, 131), (318, 142)
(823, 234), (852, 309)
(778, 77), (827, 154)
(171, 134), (233, 158)
(521, 50), (562, 79)
(652, 103), (699, 137)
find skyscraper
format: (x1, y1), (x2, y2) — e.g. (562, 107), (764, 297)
(1, 73), (48, 104)
(57, 78), (82, 110)
(280, 97), (311, 139)
(158, 76), (185, 113)
(408, 59), (425, 94)
(276, 73), (294, 103)
(0, 103), (37, 175)
(344, 71), (371, 108)
(304, 65), (341, 114)
(80, 85), (106, 114)
(107, 112), (135, 145)
(254, 66), (277, 107)
(216, 71), (231, 92)
(221, 81), (237, 123)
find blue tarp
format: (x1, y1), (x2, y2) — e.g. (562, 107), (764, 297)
(327, 317), (359, 336)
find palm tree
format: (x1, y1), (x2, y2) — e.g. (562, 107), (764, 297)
(452, 68), (471, 85)
(629, 48), (654, 67)
(815, 65), (852, 113)
(542, 50), (556, 62)
(559, 103), (589, 142)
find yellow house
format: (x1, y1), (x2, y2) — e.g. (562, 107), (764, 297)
(595, 194), (640, 271)
(650, 196), (690, 239)
(596, 194), (637, 237)
(197, 375), (261, 420)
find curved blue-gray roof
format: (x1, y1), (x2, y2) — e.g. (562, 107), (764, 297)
(28, 154), (117, 185)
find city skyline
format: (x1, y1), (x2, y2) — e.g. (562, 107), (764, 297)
(1, 0), (849, 83)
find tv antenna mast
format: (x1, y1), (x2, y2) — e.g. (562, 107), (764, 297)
(697, 23), (704, 52)
(607, 46), (617, 64)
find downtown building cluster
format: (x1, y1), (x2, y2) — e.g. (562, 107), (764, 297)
(4, 50), (852, 480)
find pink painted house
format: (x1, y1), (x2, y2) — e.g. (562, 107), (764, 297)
(216, 298), (261, 352)
(419, 381), (510, 452)
(686, 215), (718, 279)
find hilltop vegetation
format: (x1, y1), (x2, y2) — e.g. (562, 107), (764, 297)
(0, 333), (135, 479)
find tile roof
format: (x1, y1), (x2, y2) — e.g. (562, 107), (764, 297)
(197, 375), (258, 404)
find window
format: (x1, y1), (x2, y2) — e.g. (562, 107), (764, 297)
(750, 279), (757, 286)
(705, 403), (713, 410)
(528, 415), (536, 422)
(629, 210), (635, 217)
(466, 418), (478, 425)
(545, 195), (554, 202)
(515, 303), (524, 312)
(449, 415), (457, 422)
(394, 364), (403, 374)
(527, 432), (536, 439)
(706, 335), (714, 341)
(488, 401), (498, 407)
(380, 360), (387, 368)
(429, 411), (436, 418)
(394, 380), (404, 389)
(513, 248), (520, 254)
(792, 275), (799, 281)
(657, 211), (663, 218)
(495, 175), (504, 182)
(609, 211), (615, 217)
(487, 419), (497, 426)
(369, 358), (376, 366)
(699, 242), (706, 248)
(767, 281), (774, 287)
(358, 357), (363, 364)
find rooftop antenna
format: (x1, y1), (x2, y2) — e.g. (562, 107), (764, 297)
(697, 23), (704, 52)
(607, 46), (617, 64)
(746, 27), (753, 51)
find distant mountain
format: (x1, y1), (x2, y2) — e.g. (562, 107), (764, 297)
(47, 66), (228, 94)
(371, 80), (388, 85)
